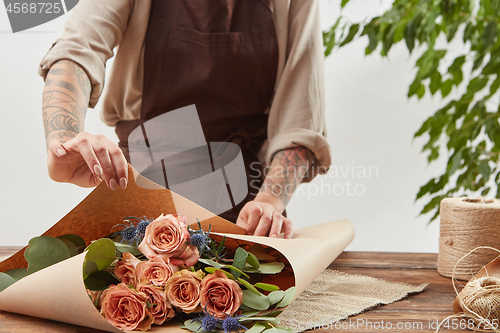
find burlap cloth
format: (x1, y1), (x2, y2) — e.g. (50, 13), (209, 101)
(279, 269), (427, 331)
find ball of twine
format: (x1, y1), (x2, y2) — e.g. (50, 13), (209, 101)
(438, 197), (500, 280)
(458, 276), (500, 329)
(436, 247), (500, 333)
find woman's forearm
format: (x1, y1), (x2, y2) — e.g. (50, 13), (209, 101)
(42, 60), (91, 146)
(255, 146), (312, 211)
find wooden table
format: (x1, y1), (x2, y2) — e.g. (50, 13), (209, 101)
(0, 249), (468, 333)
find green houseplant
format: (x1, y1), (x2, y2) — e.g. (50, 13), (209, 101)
(324, 0), (500, 222)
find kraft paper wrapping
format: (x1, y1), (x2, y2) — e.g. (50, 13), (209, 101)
(0, 165), (355, 332)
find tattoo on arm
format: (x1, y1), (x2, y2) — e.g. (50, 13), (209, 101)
(259, 146), (312, 207)
(42, 60), (91, 146)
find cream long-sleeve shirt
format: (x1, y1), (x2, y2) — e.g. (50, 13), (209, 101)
(38, 0), (331, 181)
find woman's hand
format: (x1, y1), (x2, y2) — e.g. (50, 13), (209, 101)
(236, 194), (293, 239)
(47, 132), (128, 190)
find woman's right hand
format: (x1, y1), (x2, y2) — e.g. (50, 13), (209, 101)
(47, 132), (129, 190)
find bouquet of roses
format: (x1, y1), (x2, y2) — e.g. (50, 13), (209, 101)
(0, 166), (354, 333)
(84, 213), (296, 332)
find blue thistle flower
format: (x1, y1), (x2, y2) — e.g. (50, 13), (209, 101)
(221, 315), (246, 333)
(201, 313), (221, 331)
(190, 233), (207, 249)
(136, 218), (151, 237)
(120, 226), (137, 243)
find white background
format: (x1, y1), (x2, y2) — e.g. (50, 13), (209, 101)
(0, 0), (469, 251)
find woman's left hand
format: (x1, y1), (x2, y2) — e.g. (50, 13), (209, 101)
(236, 197), (293, 239)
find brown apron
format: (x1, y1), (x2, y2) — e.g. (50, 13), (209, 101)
(116, 0), (279, 223)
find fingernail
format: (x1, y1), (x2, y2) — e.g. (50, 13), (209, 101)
(109, 178), (117, 191)
(94, 164), (103, 177)
(286, 234), (292, 239)
(270, 234), (277, 238)
(119, 177), (127, 189)
(56, 147), (66, 157)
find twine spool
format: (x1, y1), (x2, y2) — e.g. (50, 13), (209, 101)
(438, 198), (500, 280)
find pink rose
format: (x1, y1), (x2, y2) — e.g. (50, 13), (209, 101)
(100, 283), (153, 332)
(114, 252), (141, 286)
(136, 256), (179, 287)
(137, 281), (175, 325)
(200, 270), (243, 319)
(138, 214), (199, 266)
(165, 269), (204, 313)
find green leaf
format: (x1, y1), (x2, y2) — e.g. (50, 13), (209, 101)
(0, 272), (15, 292)
(441, 79), (453, 97)
(268, 290), (285, 305)
(239, 277), (260, 295)
(256, 262), (285, 274)
(114, 242), (143, 257)
(248, 250), (275, 262)
(416, 178), (435, 200)
(404, 21), (416, 53)
(262, 327), (294, 333)
(225, 264), (250, 279)
(233, 247), (249, 280)
(277, 287), (297, 307)
(57, 237), (79, 257)
(241, 310), (261, 317)
(242, 289), (270, 310)
(429, 71), (442, 95)
(84, 238), (117, 271)
(247, 252), (260, 269)
(4, 268), (27, 281)
(341, 0), (350, 8)
(240, 317), (280, 325)
(204, 267), (234, 279)
(82, 260), (99, 280)
(84, 271), (120, 291)
(482, 22), (497, 49)
(247, 323), (267, 333)
(57, 234), (86, 249)
(479, 160), (491, 180)
(254, 283), (280, 292)
(25, 236), (72, 274)
(183, 319), (203, 332)
(449, 150), (463, 175)
(198, 258), (223, 269)
(339, 24), (360, 47)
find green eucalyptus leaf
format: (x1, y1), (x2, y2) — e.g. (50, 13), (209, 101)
(239, 277), (260, 295)
(233, 247), (248, 280)
(247, 323), (267, 333)
(254, 283), (280, 292)
(268, 290), (285, 305)
(205, 267), (234, 279)
(25, 236), (72, 274)
(84, 271), (120, 291)
(183, 319), (203, 332)
(242, 289), (270, 310)
(83, 260), (99, 280)
(277, 287), (297, 307)
(57, 237), (79, 257)
(0, 273), (15, 292)
(246, 252), (260, 269)
(85, 238), (117, 271)
(4, 268), (27, 281)
(198, 258), (223, 269)
(58, 234), (86, 249)
(225, 264), (250, 279)
(256, 262), (285, 274)
(240, 317), (280, 325)
(114, 242), (143, 257)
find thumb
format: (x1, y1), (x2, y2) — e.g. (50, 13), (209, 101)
(47, 139), (67, 157)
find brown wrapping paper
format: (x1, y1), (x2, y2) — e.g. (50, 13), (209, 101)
(0, 165), (355, 332)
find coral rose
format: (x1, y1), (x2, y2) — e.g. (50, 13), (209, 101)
(165, 269), (204, 313)
(137, 281), (175, 325)
(200, 270), (243, 319)
(138, 214), (200, 266)
(114, 252), (141, 286)
(136, 256), (179, 287)
(100, 283), (153, 331)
